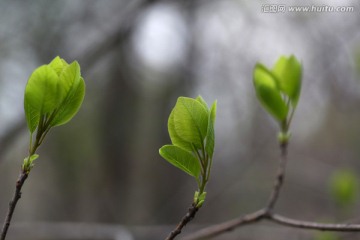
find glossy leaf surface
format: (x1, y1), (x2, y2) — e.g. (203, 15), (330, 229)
(173, 97), (209, 148)
(168, 109), (193, 152)
(50, 62), (85, 127)
(253, 64), (288, 121)
(205, 100), (217, 159)
(24, 65), (63, 132)
(273, 55), (302, 106)
(159, 145), (201, 178)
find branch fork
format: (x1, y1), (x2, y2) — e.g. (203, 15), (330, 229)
(183, 140), (360, 240)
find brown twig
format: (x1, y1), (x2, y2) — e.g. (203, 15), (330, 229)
(267, 214), (360, 232)
(181, 209), (266, 240)
(1, 114), (45, 240)
(182, 139), (360, 240)
(265, 142), (288, 212)
(0, 170), (28, 240)
(183, 142), (289, 240)
(165, 203), (199, 240)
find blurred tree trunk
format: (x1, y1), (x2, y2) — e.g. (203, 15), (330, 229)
(98, 42), (139, 222)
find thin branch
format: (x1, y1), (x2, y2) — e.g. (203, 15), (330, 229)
(165, 203), (199, 240)
(268, 214), (360, 232)
(0, 170), (28, 240)
(181, 209), (266, 240)
(183, 142), (289, 239)
(265, 142), (288, 211)
(183, 211), (360, 240)
(0, 124), (44, 240)
(182, 137), (360, 240)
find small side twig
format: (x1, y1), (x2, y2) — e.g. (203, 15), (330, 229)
(165, 203), (199, 240)
(0, 170), (28, 240)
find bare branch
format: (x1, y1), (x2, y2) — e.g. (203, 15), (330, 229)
(0, 170), (28, 240)
(268, 214), (360, 232)
(165, 203), (199, 240)
(182, 211), (360, 240)
(183, 142), (290, 239)
(181, 209), (266, 240)
(182, 139), (360, 239)
(265, 142), (288, 211)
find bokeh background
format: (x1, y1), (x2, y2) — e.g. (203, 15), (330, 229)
(0, 0), (360, 239)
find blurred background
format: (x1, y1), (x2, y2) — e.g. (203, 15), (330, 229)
(0, 0), (360, 239)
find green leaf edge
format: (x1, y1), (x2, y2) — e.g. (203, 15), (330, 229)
(253, 63), (288, 122)
(173, 97), (209, 149)
(272, 55), (302, 107)
(159, 145), (201, 178)
(205, 100), (217, 159)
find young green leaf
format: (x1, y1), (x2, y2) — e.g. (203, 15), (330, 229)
(24, 65), (63, 114)
(29, 154), (39, 161)
(159, 145), (201, 178)
(205, 100), (217, 159)
(168, 109), (193, 152)
(49, 56), (69, 76)
(173, 97), (209, 149)
(50, 61), (85, 127)
(196, 95), (209, 112)
(272, 55), (302, 106)
(22, 154), (40, 173)
(24, 101), (40, 133)
(194, 191), (207, 207)
(50, 78), (85, 127)
(59, 61), (81, 94)
(24, 65), (64, 132)
(24, 57), (85, 133)
(253, 64), (288, 122)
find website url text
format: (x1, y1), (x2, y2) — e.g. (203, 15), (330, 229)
(261, 5), (355, 13)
